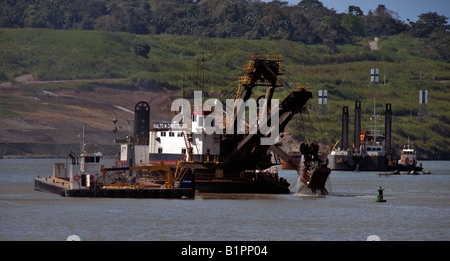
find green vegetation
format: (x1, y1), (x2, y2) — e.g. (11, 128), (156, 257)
(1, 0), (448, 52)
(0, 0), (405, 42)
(0, 28), (448, 159)
(1, 0), (448, 159)
(0, 96), (21, 117)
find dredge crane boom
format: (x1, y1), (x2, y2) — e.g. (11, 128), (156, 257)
(222, 52), (331, 194)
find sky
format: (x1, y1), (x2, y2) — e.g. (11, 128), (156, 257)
(277, 0), (450, 22)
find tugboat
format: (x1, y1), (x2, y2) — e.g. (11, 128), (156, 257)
(396, 139), (423, 172)
(34, 124), (194, 198)
(34, 124), (106, 196)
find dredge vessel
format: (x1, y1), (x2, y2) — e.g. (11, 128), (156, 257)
(127, 52), (331, 194)
(327, 101), (393, 171)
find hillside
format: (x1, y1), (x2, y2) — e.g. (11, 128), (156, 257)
(0, 29), (449, 159)
(0, 76), (177, 157)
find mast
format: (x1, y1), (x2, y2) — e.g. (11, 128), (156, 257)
(354, 101), (361, 149)
(342, 106), (349, 150)
(373, 99), (377, 140)
(81, 123), (86, 154)
(385, 103), (392, 156)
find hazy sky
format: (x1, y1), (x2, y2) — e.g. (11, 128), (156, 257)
(267, 0), (450, 22)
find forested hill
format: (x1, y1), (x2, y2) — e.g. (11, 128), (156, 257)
(0, 0), (449, 159)
(0, 1), (448, 51)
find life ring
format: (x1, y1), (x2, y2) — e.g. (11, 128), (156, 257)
(73, 175), (80, 181)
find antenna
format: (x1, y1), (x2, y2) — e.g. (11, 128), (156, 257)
(112, 117), (118, 141)
(373, 99), (377, 140)
(81, 123), (86, 154)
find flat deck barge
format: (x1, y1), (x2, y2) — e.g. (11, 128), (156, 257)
(34, 176), (194, 198)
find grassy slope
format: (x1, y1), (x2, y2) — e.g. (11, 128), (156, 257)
(0, 28), (449, 159)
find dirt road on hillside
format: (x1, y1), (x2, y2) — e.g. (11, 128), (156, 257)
(0, 76), (177, 156)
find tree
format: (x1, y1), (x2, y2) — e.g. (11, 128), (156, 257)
(23, 5), (48, 28)
(130, 41), (150, 58)
(298, 0), (335, 18)
(342, 13), (364, 36)
(411, 12), (449, 61)
(289, 10), (321, 43)
(0, 0), (418, 43)
(363, 5), (408, 36)
(411, 12), (448, 38)
(348, 5), (363, 16)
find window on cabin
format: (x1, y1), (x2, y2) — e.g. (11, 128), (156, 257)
(169, 132), (174, 137)
(192, 115), (197, 122)
(161, 131), (166, 137)
(182, 148), (186, 154)
(158, 148), (163, 154)
(177, 132), (183, 137)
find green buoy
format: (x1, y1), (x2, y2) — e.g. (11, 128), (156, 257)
(374, 186), (386, 202)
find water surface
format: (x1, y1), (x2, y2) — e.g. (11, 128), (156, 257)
(0, 159), (448, 241)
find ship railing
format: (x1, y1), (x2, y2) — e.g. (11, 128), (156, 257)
(195, 171), (246, 182)
(250, 52), (283, 63)
(194, 171), (216, 181)
(188, 154), (222, 163)
(134, 138), (149, 145)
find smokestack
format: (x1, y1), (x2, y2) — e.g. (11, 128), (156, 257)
(385, 103), (392, 155)
(342, 106), (349, 150)
(134, 101), (150, 145)
(354, 101), (361, 149)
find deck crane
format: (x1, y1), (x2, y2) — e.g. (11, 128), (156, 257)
(219, 52), (331, 194)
